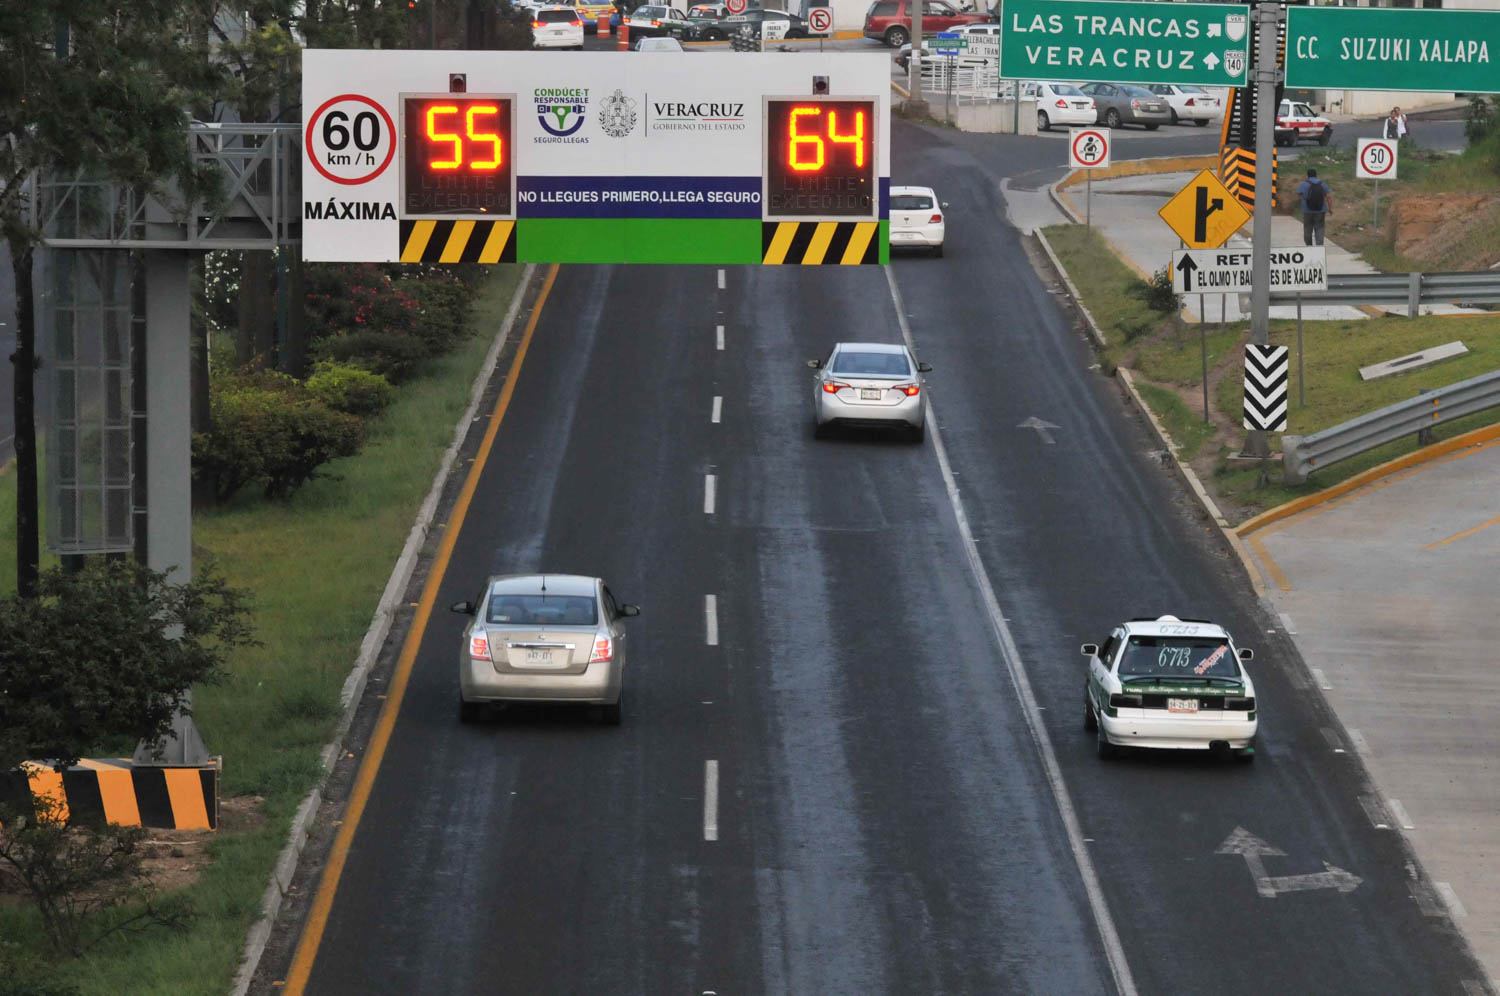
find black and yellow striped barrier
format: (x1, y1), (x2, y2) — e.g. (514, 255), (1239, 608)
(762, 221), (880, 265)
(1, 759), (219, 831)
(1219, 146), (1276, 215)
(399, 219), (517, 264)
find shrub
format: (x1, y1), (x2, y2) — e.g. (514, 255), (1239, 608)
(311, 330), (428, 384)
(1463, 94), (1497, 146)
(1130, 265), (1182, 315)
(305, 362), (393, 417)
(400, 273), (474, 351)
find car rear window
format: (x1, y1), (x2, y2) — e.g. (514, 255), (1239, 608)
(890, 194), (933, 210)
(1050, 83), (1084, 96)
(1119, 636), (1238, 679)
(831, 350), (912, 377)
(869, 1), (898, 15)
(538, 8), (577, 20)
(488, 593), (598, 626)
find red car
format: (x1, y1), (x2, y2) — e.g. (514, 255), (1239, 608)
(863, 0), (989, 48)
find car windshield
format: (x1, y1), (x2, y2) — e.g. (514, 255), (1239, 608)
(1050, 83), (1084, 96)
(831, 350), (912, 377)
(538, 9), (577, 20)
(1118, 636), (1239, 679)
(891, 194), (934, 210)
(1179, 85), (1206, 94)
(487, 593), (598, 626)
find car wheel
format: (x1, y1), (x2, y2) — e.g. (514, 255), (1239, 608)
(1105, 108), (1122, 129)
(1144, 123), (1159, 131)
(1096, 721), (1117, 759)
(601, 694), (622, 726)
(813, 417), (830, 440)
(1084, 692), (1097, 730)
(1036, 110), (1050, 131)
(884, 26), (909, 48)
(1194, 118), (1210, 127)
(1169, 109), (1179, 125)
(459, 697), (481, 723)
(932, 242), (943, 258)
(1318, 128), (1332, 146)
(909, 419), (926, 443)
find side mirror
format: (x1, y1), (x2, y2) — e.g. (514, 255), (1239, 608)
(1080, 643), (1099, 657)
(807, 358), (822, 369)
(619, 604), (641, 617)
(450, 600), (475, 615)
(917, 361), (933, 373)
(1237, 647), (1254, 661)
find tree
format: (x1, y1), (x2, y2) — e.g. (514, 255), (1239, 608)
(0, 1), (231, 598)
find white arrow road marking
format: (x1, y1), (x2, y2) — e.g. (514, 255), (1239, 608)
(1216, 827), (1362, 897)
(1017, 416), (1061, 444)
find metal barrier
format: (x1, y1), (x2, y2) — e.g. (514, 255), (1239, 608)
(1270, 271), (1500, 313)
(919, 61), (1004, 101)
(1282, 369), (1500, 484)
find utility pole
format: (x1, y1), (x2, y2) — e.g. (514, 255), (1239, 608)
(1244, 0), (1282, 459)
(908, 3), (928, 116)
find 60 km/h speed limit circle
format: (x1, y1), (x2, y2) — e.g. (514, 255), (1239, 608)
(1357, 138), (1398, 180)
(808, 7), (831, 32)
(1069, 128), (1110, 169)
(306, 94), (397, 185)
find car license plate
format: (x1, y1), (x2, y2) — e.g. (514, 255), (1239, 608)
(1167, 697), (1199, 714)
(860, 388), (882, 400)
(523, 648), (559, 667)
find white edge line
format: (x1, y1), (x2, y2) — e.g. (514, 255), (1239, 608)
(883, 265), (1137, 996)
(711, 396), (723, 424)
(1310, 667), (1331, 690)
(704, 759), (719, 841)
(705, 594), (719, 646)
(1435, 882), (1468, 918)
(716, 325), (725, 351)
(229, 263), (540, 996)
(1388, 798), (1416, 830)
(704, 473), (717, 515)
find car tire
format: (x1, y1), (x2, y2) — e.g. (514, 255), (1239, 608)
(813, 418), (830, 440)
(459, 697), (481, 723)
(932, 242), (943, 258)
(1084, 691), (1098, 730)
(884, 26), (909, 48)
(1096, 722), (1117, 759)
(1318, 128), (1332, 146)
(1105, 108), (1122, 129)
(1169, 109), (1179, 125)
(1144, 123), (1159, 131)
(601, 694), (623, 726)
(1194, 118), (1210, 127)
(910, 420), (926, 444)
(1036, 110), (1050, 132)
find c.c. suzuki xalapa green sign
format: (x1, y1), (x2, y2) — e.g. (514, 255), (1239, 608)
(1286, 6), (1500, 93)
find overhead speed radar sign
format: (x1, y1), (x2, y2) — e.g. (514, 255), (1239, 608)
(1069, 128), (1110, 169)
(1357, 138), (1398, 180)
(306, 94), (396, 185)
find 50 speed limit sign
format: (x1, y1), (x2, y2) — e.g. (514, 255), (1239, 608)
(1356, 138), (1397, 180)
(306, 93), (397, 186)
(1069, 128), (1110, 170)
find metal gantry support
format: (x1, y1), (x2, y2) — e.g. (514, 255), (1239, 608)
(1245, 1), (1285, 460)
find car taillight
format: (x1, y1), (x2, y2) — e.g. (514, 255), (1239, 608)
(928, 213), (942, 223)
(533, 20), (544, 27)
(895, 383), (920, 396)
(1130, 99), (1141, 110)
(590, 637), (613, 663)
(571, 18), (581, 25)
(1225, 696), (1256, 711)
(651, 18), (660, 24)
(821, 381), (849, 393)
(1109, 693), (1143, 709)
(469, 632), (491, 661)
(1184, 97), (1196, 106)
(1055, 98), (1067, 108)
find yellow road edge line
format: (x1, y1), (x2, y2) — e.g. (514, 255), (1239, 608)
(282, 263), (561, 995)
(1422, 511), (1500, 552)
(1246, 532), (1292, 592)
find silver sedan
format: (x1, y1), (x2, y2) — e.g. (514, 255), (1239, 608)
(809, 341), (931, 442)
(450, 573), (639, 725)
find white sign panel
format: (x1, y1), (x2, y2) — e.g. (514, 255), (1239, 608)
(1170, 246), (1328, 294)
(1356, 138), (1398, 180)
(1068, 128), (1110, 169)
(808, 7), (832, 35)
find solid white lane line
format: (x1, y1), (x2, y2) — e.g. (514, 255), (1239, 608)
(1436, 882), (1468, 918)
(704, 594), (718, 646)
(716, 325), (725, 351)
(716, 269), (725, 290)
(704, 760), (719, 841)
(1388, 798), (1415, 830)
(704, 474), (716, 514)
(711, 396), (722, 423)
(1310, 667), (1332, 690)
(883, 266), (1137, 996)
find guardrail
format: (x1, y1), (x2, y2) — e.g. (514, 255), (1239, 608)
(1270, 271), (1500, 313)
(1281, 369), (1500, 484)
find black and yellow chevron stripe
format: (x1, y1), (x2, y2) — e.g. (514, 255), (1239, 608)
(762, 221), (880, 265)
(399, 219), (517, 264)
(2, 759), (219, 830)
(1219, 146), (1276, 215)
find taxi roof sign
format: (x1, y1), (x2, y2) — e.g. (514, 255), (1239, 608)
(1157, 169), (1249, 249)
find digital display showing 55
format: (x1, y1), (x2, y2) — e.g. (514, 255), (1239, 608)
(402, 95), (515, 218)
(764, 98), (876, 220)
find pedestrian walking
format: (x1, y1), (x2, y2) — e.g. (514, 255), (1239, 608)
(1298, 167), (1333, 246)
(1382, 106), (1409, 142)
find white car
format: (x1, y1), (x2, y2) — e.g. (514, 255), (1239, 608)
(1147, 84), (1223, 126)
(1025, 81), (1096, 131)
(808, 341), (932, 442)
(1082, 615), (1258, 760)
(627, 4), (690, 36)
(531, 5), (584, 48)
(889, 184), (946, 257)
(1275, 100), (1333, 146)
(635, 35), (685, 50)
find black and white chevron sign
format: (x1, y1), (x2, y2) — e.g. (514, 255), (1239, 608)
(1243, 344), (1289, 431)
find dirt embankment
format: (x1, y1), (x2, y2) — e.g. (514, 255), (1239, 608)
(1386, 193), (1500, 269)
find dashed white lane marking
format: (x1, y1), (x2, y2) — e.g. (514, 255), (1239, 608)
(711, 395), (722, 423)
(716, 269), (726, 290)
(1279, 612), (1297, 635)
(704, 760), (719, 841)
(1321, 727), (1346, 753)
(704, 474), (716, 514)
(883, 265), (1138, 996)
(716, 325), (725, 351)
(704, 595), (718, 646)
(1436, 882), (1468, 918)
(1359, 794), (1390, 829)
(1387, 798), (1415, 830)
(1310, 667), (1332, 690)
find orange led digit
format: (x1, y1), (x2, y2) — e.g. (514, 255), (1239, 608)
(466, 104), (503, 171)
(765, 98), (876, 220)
(425, 104), (462, 169)
(827, 110), (865, 168)
(788, 106), (825, 171)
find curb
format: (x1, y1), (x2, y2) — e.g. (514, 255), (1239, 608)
(229, 263), (539, 996)
(1035, 227), (1107, 349)
(1054, 153), (1220, 191)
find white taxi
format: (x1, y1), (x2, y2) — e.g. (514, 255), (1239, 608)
(1082, 615), (1257, 760)
(1275, 100), (1333, 146)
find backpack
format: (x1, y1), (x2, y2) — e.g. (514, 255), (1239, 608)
(1305, 181), (1325, 213)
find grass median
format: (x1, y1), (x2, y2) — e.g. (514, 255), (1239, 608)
(1041, 222), (1500, 522)
(0, 264), (523, 994)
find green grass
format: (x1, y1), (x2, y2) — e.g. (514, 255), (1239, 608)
(1040, 223), (1168, 369)
(1134, 381), (1215, 462)
(0, 265), (523, 994)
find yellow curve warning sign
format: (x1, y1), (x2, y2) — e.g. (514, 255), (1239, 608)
(1158, 169), (1251, 250)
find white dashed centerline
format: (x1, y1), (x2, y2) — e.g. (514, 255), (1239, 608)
(716, 325), (725, 351)
(704, 760), (719, 841)
(711, 396), (722, 424)
(716, 268), (725, 290)
(704, 595), (718, 646)
(704, 474), (716, 515)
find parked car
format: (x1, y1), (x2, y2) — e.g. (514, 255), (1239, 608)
(809, 342), (933, 442)
(575, 0), (615, 30)
(888, 185), (946, 256)
(531, 5), (585, 48)
(1147, 84), (1223, 126)
(627, 4), (690, 37)
(635, 35), (685, 49)
(1078, 82), (1170, 130)
(1024, 81), (1096, 131)
(1275, 100), (1333, 146)
(714, 8), (810, 38)
(863, 0), (988, 49)
(686, 2), (732, 16)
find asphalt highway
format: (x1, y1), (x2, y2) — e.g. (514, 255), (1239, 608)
(275, 118), (1486, 994)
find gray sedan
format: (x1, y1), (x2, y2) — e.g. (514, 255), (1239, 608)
(809, 341), (931, 442)
(450, 573), (639, 725)
(1079, 82), (1170, 130)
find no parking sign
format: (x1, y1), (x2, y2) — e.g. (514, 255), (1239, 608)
(808, 7), (832, 34)
(1068, 128), (1110, 170)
